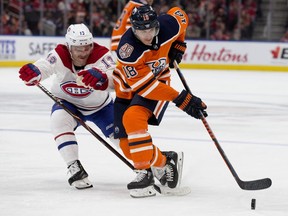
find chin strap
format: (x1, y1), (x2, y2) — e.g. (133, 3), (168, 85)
(151, 35), (159, 50)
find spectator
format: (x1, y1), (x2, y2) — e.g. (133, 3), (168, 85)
(226, 0), (239, 33)
(280, 30), (288, 42)
(1, 0), (262, 41)
(239, 9), (253, 40)
(186, 23), (202, 39)
(231, 27), (241, 40)
(21, 21), (33, 35)
(210, 28), (230, 40)
(24, 5), (40, 35)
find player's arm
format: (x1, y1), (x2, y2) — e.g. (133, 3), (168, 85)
(143, 80), (207, 119)
(120, 64), (173, 100)
(19, 63), (42, 86)
(77, 67), (108, 90)
(148, 82), (208, 119)
(167, 7), (189, 42)
(167, 7), (189, 68)
(18, 51), (58, 85)
(77, 52), (116, 91)
(124, 64), (207, 119)
(94, 51), (117, 91)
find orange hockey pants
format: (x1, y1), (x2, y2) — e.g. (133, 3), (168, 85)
(119, 105), (166, 170)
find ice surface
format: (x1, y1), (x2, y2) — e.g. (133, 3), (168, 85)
(1, 68), (287, 216)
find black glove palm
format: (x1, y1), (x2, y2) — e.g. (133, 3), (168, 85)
(173, 90), (208, 119)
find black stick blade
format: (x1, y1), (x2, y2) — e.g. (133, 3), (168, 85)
(238, 178), (272, 190)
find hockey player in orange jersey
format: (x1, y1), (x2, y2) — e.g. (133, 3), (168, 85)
(110, 0), (154, 52)
(111, 5), (208, 198)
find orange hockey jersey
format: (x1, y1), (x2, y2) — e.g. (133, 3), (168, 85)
(110, 0), (144, 51)
(113, 7), (189, 102)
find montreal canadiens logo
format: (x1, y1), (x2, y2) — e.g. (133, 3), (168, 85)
(61, 81), (92, 97)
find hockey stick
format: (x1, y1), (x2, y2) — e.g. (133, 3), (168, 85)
(173, 61), (272, 190)
(37, 83), (187, 195)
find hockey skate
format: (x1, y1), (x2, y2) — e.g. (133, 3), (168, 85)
(151, 166), (166, 185)
(152, 151), (190, 196)
(152, 151), (184, 188)
(127, 168), (156, 198)
(67, 160), (93, 189)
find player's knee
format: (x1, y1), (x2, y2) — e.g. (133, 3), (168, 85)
(123, 106), (150, 133)
(50, 110), (77, 136)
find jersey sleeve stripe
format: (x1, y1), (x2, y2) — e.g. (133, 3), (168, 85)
(113, 68), (129, 84)
(140, 81), (159, 97)
(112, 35), (122, 40)
(130, 72), (154, 90)
(113, 76), (132, 93)
(113, 71), (132, 93)
(134, 75), (155, 94)
(153, 100), (166, 119)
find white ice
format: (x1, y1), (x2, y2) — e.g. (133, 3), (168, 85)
(0, 68), (287, 216)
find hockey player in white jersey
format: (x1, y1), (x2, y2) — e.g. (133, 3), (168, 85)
(19, 23), (117, 189)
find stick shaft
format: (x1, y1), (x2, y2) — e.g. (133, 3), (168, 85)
(173, 61), (271, 190)
(37, 83), (134, 170)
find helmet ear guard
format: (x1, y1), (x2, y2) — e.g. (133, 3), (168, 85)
(130, 5), (159, 33)
(65, 23), (93, 50)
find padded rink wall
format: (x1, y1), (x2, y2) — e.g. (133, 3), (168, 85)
(0, 35), (287, 72)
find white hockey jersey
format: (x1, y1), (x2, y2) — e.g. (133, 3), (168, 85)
(34, 43), (116, 115)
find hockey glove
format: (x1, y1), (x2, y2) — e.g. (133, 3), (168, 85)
(173, 90), (208, 119)
(168, 41), (187, 68)
(77, 67), (108, 90)
(19, 63), (41, 86)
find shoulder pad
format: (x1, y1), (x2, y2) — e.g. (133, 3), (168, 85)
(117, 29), (149, 63)
(86, 42), (109, 64)
(157, 15), (180, 43)
(55, 44), (72, 69)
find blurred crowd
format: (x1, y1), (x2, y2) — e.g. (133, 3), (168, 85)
(0, 0), (266, 41)
(179, 0), (261, 40)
